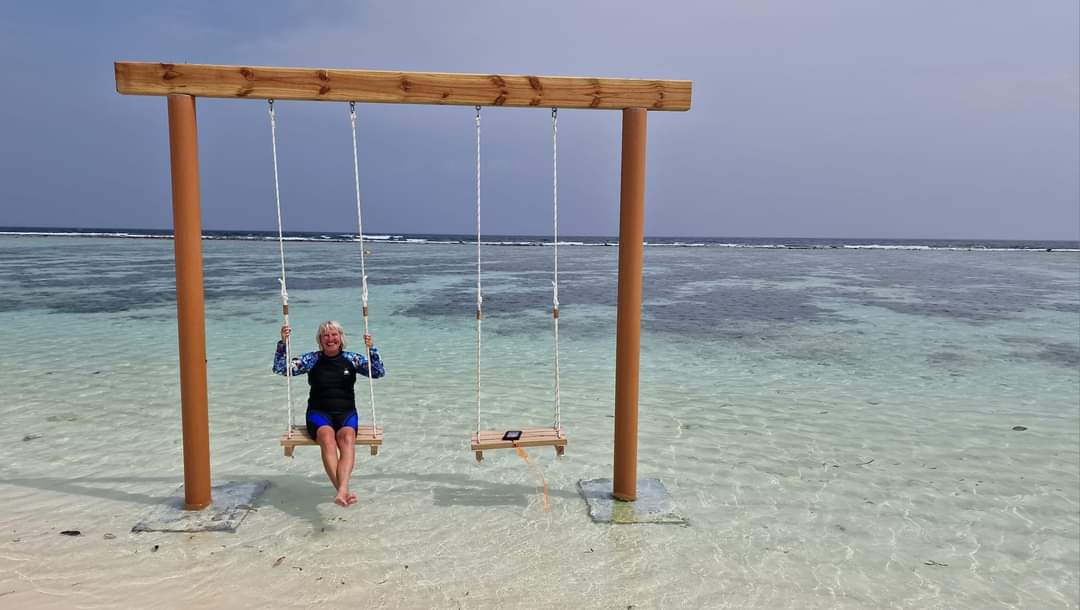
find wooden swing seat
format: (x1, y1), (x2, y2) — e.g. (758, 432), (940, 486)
(471, 427), (567, 462)
(280, 424), (383, 457)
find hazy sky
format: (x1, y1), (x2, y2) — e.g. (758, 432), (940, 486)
(1, 1), (1077, 239)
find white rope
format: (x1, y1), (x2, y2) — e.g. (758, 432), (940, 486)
(269, 100), (294, 430)
(349, 102), (378, 431)
(474, 106), (483, 436)
(551, 108), (561, 432)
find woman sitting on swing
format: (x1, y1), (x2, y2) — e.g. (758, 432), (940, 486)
(273, 321), (385, 507)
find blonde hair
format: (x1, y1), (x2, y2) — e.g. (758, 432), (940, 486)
(316, 320), (347, 349)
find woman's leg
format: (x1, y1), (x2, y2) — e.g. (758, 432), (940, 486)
(335, 426), (357, 506)
(315, 426), (341, 494)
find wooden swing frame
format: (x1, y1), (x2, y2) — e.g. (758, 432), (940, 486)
(114, 61), (691, 509)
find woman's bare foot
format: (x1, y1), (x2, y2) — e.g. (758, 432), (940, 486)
(334, 489), (350, 507)
(346, 492), (358, 505)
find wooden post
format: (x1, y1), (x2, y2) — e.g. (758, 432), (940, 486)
(167, 94), (212, 511)
(613, 108), (647, 501)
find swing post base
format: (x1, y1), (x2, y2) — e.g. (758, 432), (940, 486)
(132, 480), (269, 533)
(578, 478), (687, 525)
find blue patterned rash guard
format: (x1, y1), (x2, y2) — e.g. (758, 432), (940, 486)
(273, 342), (385, 379)
(273, 341), (385, 410)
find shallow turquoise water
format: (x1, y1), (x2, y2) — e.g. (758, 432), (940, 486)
(0, 236), (1077, 608)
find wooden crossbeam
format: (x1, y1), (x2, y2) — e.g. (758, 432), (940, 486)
(114, 62), (692, 111)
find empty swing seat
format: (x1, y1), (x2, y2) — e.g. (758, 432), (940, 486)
(280, 424), (384, 457)
(471, 427), (567, 462)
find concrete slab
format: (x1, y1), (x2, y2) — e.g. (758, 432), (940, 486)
(578, 478), (687, 525)
(132, 481), (269, 533)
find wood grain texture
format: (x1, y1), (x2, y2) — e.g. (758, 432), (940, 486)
(115, 62), (692, 111)
(280, 424), (383, 449)
(471, 427), (567, 451)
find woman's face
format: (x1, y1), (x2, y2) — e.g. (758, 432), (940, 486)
(319, 328), (343, 356)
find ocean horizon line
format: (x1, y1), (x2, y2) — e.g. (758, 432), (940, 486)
(2, 226), (1077, 252)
